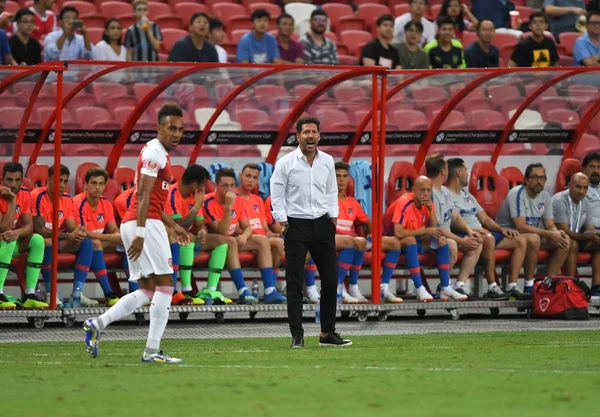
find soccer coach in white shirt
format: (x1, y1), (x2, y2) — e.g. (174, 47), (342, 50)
(271, 116), (352, 348)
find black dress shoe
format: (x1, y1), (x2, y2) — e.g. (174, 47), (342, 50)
(290, 336), (304, 348)
(319, 331), (352, 347)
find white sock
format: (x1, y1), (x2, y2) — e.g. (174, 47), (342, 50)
(381, 283), (389, 293)
(207, 286), (217, 291)
(441, 285), (452, 291)
(25, 288), (35, 295)
(454, 281), (465, 289)
(507, 282), (518, 290)
(97, 290), (150, 331)
(145, 288), (172, 355)
(488, 282), (498, 291)
(238, 287), (248, 296)
(349, 284), (360, 294)
(525, 280), (534, 287)
(182, 286), (192, 292)
(264, 287), (274, 295)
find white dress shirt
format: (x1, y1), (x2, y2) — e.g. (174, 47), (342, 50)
(270, 147), (338, 222)
(393, 13), (435, 47)
(44, 29), (93, 61)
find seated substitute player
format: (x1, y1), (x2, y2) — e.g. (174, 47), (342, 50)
(495, 163), (570, 297)
(446, 158), (528, 301)
(31, 164), (100, 307)
(384, 176), (468, 302)
(426, 153), (483, 296)
(236, 163), (285, 296)
(204, 168), (286, 304)
(552, 172), (600, 287)
(166, 163), (232, 305)
(582, 152), (600, 299)
(0, 162), (47, 310)
(73, 168), (122, 307)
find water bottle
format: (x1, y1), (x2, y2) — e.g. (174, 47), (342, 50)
(252, 279), (259, 299)
(430, 224), (440, 250)
(72, 286), (81, 308)
(337, 283), (343, 305)
(315, 297), (321, 323)
(380, 283), (385, 303)
(193, 238), (202, 259)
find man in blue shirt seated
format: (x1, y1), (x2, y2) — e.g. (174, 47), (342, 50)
(236, 8), (282, 64)
(44, 6), (92, 61)
(464, 19), (499, 68)
(573, 10), (600, 66)
(0, 27), (16, 65)
(470, 0), (511, 29)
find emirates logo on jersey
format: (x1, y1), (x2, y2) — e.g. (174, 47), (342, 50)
(97, 214), (104, 223)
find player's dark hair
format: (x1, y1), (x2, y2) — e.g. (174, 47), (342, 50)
(335, 161), (351, 171)
(446, 158), (465, 181)
(215, 168), (236, 184)
(544, 121), (563, 130)
(158, 103), (183, 124)
(182, 164), (210, 185)
(102, 18), (122, 45)
(15, 8), (34, 24)
(209, 17), (224, 32)
(404, 20), (424, 33)
(296, 116), (320, 133)
(409, 0), (428, 4)
(476, 19), (495, 32)
(277, 13), (294, 25)
(529, 11), (548, 24)
(310, 9), (327, 19)
(190, 12), (209, 28)
(85, 168), (108, 183)
(3, 162), (24, 178)
(583, 152), (600, 168)
(241, 163), (260, 173)
(425, 153), (447, 178)
(48, 164), (70, 178)
(376, 14), (394, 27)
(251, 8), (271, 22)
(588, 10), (600, 21)
(59, 6), (79, 21)
(436, 15), (456, 29)
(524, 162), (545, 179)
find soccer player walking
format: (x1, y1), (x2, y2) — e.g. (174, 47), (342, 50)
(84, 104), (190, 363)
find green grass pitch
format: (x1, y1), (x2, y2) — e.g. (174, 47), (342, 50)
(2, 331), (599, 417)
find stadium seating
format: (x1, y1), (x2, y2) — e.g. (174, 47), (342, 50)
(468, 161), (509, 218)
(386, 161), (419, 209)
(75, 162), (100, 195)
(555, 158), (583, 193)
(499, 166), (524, 189)
(27, 164), (49, 189)
(113, 166), (136, 191)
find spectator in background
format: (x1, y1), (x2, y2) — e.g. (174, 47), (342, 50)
(168, 13), (218, 62)
(573, 10), (600, 66)
(470, 0), (511, 30)
(0, 0), (14, 36)
(392, 20), (429, 69)
(425, 17), (466, 68)
(0, 26), (16, 64)
(44, 6), (92, 61)
(393, 0), (435, 47)
(92, 18), (126, 61)
(9, 8), (41, 65)
(237, 9), (281, 63)
(276, 13), (303, 64)
(544, 121), (565, 155)
(464, 19), (499, 67)
(125, 0), (162, 62)
(26, 0), (56, 42)
(509, 12), (558, 67)
(543, 0), (586, 37)
(360, 14), (401, 68)
(301, 9), (338, 65)
(209, 17), (227, 64)
(436, 0), (478, 41)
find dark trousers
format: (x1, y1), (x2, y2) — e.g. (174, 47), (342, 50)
(284, 215), (337, 338)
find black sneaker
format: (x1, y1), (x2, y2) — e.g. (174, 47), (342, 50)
(319, 331), (352, 347)
(508, 287), (530, 301)
(290, 336), (304, 348)
(486, 285), (509, 301)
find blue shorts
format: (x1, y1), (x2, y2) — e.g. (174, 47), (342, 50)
(456, 232), (504, 246)
(415, 236), (433, 254)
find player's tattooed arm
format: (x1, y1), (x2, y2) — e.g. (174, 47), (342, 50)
(181, 208), (199, 230)
(33, 215), (52, 238)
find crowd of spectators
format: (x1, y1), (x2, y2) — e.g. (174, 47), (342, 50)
(0, 0), (598, 69)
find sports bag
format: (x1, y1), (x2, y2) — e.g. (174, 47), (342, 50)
(532, 277), (590, 320)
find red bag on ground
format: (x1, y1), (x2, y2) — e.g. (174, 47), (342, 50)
(532, 277), (590, 320)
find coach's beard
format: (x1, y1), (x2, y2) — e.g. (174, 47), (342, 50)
(590, 174), (600, 186)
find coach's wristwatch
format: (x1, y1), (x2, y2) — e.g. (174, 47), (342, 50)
(281, 224), (287, 235)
